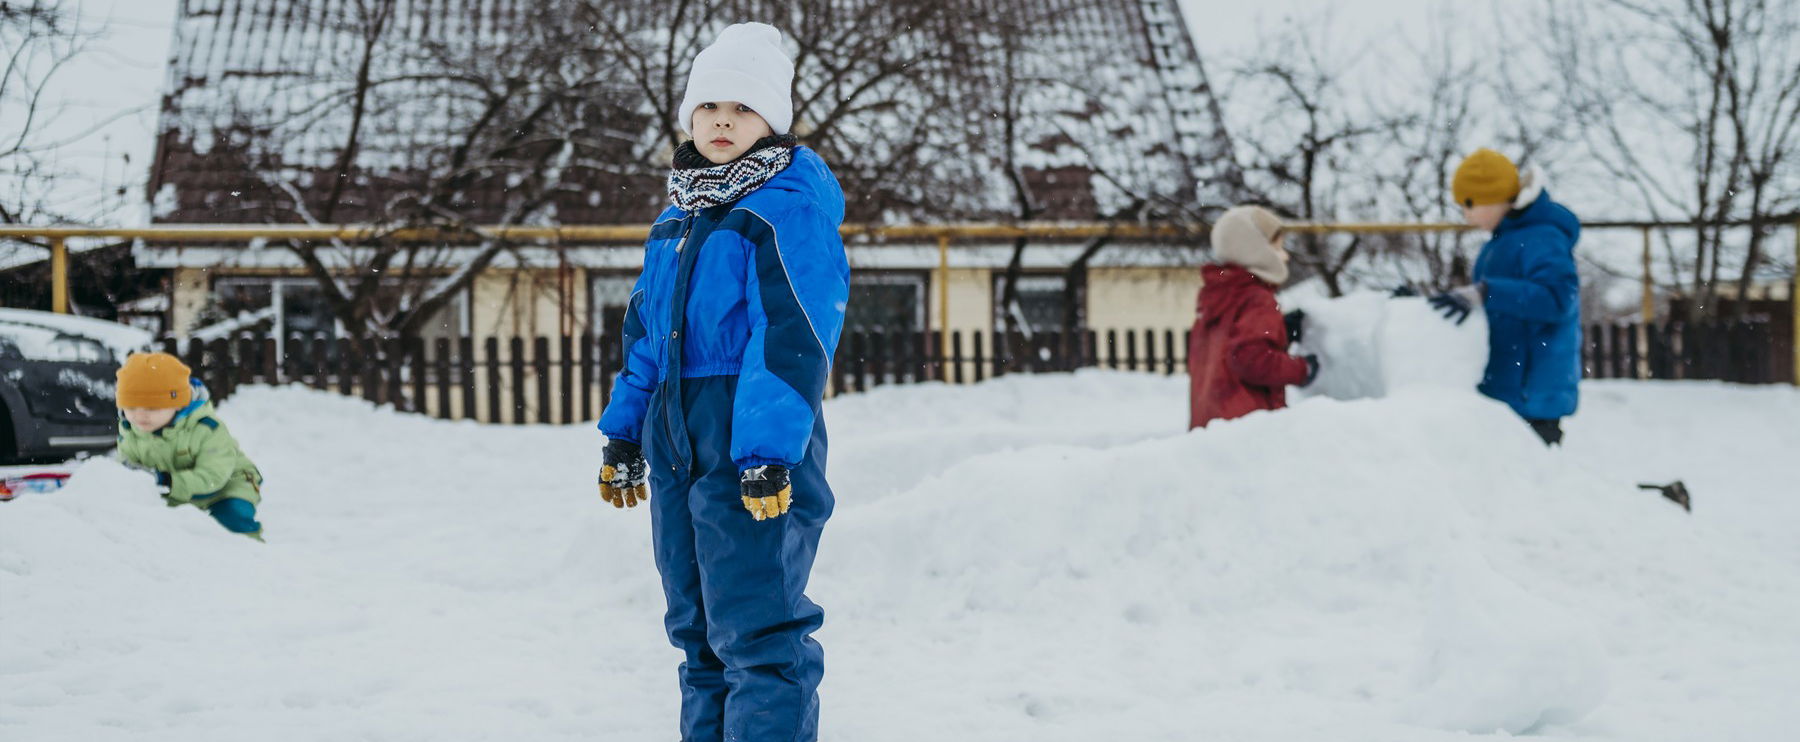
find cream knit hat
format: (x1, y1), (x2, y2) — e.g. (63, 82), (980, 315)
(1211, 205), (1289, 284)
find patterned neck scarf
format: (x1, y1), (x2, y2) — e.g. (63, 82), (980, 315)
(666, 135), (796, 211)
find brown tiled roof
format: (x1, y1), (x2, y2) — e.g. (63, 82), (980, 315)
(149, 0), (1235, 225)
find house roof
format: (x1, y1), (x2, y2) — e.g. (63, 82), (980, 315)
(149, 0), (1237, 226)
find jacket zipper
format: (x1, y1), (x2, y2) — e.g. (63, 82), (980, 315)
(659, 218), (697, 473)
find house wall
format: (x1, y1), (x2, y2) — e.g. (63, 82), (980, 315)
(939, 267), (994, 342)
(169, 267), (212, 337)
(1086, 267), (1200, 333)
(470, 268), (589, 342)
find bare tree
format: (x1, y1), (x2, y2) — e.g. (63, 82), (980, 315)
(164, 0), (643, 346)
(971, 0), (1224, 336)
(1221, 13), (1402, 297)
(1, 0), (107, 227)
(1546, 0), (1800, 317)
(1363, 10), (1484, 292)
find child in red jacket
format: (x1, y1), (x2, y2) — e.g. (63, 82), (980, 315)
(1188, 205), (1319, 429)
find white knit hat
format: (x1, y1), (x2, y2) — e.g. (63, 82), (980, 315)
(677, 23), (795, 136)
(1211, 205), (1289, 285)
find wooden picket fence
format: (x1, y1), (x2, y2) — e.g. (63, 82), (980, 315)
(158, 319), (1787, 424)
(1581, 320), (1790, 384)
(154, 328), (1193, 424)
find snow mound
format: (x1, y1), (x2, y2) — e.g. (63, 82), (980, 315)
(4, 374), (1799, 741)
(824, 386), (1613, 736)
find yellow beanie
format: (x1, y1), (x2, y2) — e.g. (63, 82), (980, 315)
(116, 353), (193, 409)
(1452, 149), (1520, 207)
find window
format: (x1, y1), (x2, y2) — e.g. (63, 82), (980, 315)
(993, 273), (1082, 334)
(845, 272), (927, 333)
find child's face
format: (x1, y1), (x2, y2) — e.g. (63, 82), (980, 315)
(691, 101), (774, 164)
(1268, 231), (1290, 264)
(1462, 202), (1509, 232)
(122, 407), (179, 432)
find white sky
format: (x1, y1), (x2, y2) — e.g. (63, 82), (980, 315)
(1181, 0), (1446, 62)
(6, 0), (179, 225)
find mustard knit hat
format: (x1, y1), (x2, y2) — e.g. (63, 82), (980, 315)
(116, 352), (193, 409)
(1452, 149), (1521, 207)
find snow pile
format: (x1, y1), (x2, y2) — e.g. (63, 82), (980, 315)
(1281, 290), (1489, 400)
(3, 371), (1799, 741)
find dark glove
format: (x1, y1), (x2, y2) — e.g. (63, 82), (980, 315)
(154, 471), (171, 490)
(740, 465), (793, 522)
(1301, 354), (1320, 387)
(1283, 309), (1306, 344)
(1392, 285), (1420, 298)
(598, 439), (648, 508)
(1428, 284), (1483, 326)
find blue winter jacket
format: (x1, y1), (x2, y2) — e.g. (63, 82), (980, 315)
(598, 146), (850, 470)
(1473, 190), (1582, 420)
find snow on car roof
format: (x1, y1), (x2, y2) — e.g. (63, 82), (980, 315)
(0, 309), (154, 362)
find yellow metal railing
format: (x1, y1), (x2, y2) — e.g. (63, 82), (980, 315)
(4, 218), (1797, 385)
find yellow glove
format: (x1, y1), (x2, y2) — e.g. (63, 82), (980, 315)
(599, 440), (648, 508)
(740, 465), (792, 521)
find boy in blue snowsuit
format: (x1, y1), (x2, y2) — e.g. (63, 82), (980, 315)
(1430, 149), (1582, 445)
(594, 23), (849, 742)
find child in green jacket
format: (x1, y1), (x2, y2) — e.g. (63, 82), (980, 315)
(115, 353), (265, 540)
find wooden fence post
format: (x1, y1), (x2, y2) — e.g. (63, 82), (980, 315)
(991, 331), (1007, 378)
(952, 331), (966, 384)
(261, 337), (279, 384)
(579, 332), (595, 422)
(485, 337), (503, 424)
(534, 336), (552, 425)
(970, 331), (985, 383)
(458, 337), (476, 421)
(559, 334), (574, 425)
(851, 331), (868, 392)
(434, 338), (452, 420)
(510, 337), (527, 424)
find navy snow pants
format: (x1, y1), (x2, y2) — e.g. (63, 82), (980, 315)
(643, 375), (833, 742)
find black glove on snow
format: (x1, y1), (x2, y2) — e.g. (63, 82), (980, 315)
(598, 439), (648, 508)
(1392, 285), (1420, 298)
(740, 465), (793, 522)
(1283, 309), (1306, 344)
(1301, 354), (1321, 387)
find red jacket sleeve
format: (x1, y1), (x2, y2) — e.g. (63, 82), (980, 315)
(1226, 297), (1310, 388)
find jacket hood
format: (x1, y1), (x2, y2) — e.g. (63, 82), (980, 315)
(1199, 264), (1273, 328)
(172, 379), (215, 426)
(1498, 186), (1580, 246)
(760, 146), (845, 224)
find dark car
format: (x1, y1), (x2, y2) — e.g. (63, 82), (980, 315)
(0, 309), (152, 464)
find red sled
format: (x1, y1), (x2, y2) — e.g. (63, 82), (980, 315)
(0, 473), (71, 501)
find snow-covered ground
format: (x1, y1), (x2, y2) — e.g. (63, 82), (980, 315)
(3, 370), (1797, 741)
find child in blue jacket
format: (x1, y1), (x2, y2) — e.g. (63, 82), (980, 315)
(1431, 149), (1582, 445)
(594, 23), (849, 742)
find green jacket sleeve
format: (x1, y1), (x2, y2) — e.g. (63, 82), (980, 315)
(167, 425), (242, 504)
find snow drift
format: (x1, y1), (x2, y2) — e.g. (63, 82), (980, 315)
(4, 300), (1798, 741)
